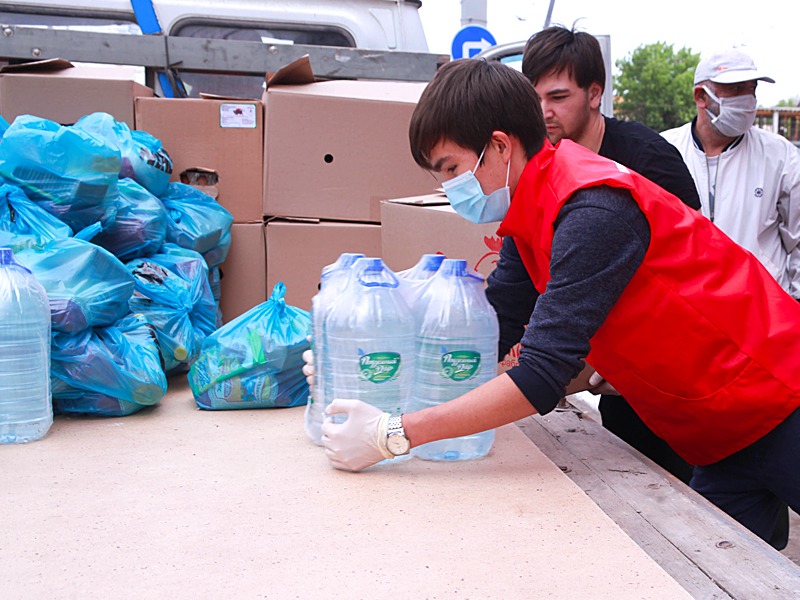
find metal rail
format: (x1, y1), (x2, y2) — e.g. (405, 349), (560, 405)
(0, 24), (447, 82)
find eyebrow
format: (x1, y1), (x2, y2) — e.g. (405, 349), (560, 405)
(431, 156), (449, 172)
(543, 87), (570, 96)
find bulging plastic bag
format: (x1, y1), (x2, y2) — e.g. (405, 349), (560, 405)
(0, 115), (120, 232)
(126, 244), (217, 375)
(0, 115), (9, 139)
(17, 237), (135, 333)
(90, 178), (168, 261)
(51, 313), (168, 417)
(188, 282), (311, 410)
(0, 176), (73, 252)
(74, 112), (173, 197)
(160, 182), (233, 255)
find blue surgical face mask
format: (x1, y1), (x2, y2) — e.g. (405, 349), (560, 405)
(442, 145), (511, 224)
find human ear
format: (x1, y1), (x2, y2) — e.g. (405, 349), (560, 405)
(694, 85), (709, 108)
(489, 131), (512, 159)
(587, 82), (603, 109)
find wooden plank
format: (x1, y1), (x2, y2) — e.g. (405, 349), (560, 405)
(515, 407), (800, 600)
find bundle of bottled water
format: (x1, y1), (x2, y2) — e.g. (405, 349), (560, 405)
(305, 252), (499, 461)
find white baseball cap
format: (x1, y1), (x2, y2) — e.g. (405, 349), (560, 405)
(694, 49), (775, 85)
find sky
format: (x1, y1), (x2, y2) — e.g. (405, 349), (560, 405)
(418, 0), (798, 108)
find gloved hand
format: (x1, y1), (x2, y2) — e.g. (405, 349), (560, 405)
(301, 348), (315, 388)
(321, 399), (393, 472)
(588, 371), (620, 395)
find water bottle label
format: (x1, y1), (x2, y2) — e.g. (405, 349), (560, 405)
(441, 350), (481, 381)
(358, 352), (402, 384)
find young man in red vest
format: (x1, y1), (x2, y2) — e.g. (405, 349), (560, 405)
(320, 59), (800, 547)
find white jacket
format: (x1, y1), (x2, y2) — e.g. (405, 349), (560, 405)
(661, 122), (800, 299)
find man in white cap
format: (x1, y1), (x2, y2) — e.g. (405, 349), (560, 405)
(662, 48), (800, 302)
(662, 48), (800, 550)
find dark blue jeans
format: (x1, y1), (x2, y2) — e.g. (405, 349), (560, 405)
(691, 407), (800, 549)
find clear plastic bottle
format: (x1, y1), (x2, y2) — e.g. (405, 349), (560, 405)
(396, 253), (445, 307)
(326, 257), (415, 426)
(411, 259), (499, 461)
(304, 252), (365, 445)
(0, 247), (52, 443)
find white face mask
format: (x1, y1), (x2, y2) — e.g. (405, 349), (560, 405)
(703, 85), (757, 138)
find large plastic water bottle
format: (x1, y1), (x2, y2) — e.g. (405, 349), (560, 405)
(326, 257), (415, 423)
(397, 253), (445, 307)
(304, 252), (365, 445)
(411, 259), (499, 461)
(0, 247), (52, 443)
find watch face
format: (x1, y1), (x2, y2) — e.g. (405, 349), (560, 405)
(387, 434), (410, 456)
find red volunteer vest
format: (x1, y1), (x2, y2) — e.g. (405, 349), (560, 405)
(498, 139), (800, 465)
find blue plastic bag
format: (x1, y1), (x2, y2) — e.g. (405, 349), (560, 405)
(188, 282), (311, 410)
(17, 238), (135, 333)
(0, 115), (9, 139)
(0, 115), (120, 232)
(0, 176), (73, 252)
(51, 313), (168, 417)
(74, 112), (173, 197)
(127, 245), (217, 374)
(90, 178), (168, 261)
(160, 182), (233, 255)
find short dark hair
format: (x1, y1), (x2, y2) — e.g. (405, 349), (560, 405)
(522, 25), (605, 91)
(409, 59), (545, 170)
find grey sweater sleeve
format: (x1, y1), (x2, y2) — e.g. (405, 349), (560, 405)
(495, 186), (651, 415)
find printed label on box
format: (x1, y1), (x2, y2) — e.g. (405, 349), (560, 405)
(219, 103), (257, 129)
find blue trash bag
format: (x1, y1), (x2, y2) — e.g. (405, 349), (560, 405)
(0, 175), (73, 252)
(202, 227), (231, 268)
(74, 112), (173, 197)
(0, 115), (9, 138)
(0, 114), (120, 232)
(126, 245), (217, 375)
(188, 282), (311, 410)
(51, 313), (168, 417)
(89, 178), (168, 261)
(17, 237), (135, 334)
(160, 182), (233, 255)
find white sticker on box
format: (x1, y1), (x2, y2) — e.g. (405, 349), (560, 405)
(219, 103), (257, 129)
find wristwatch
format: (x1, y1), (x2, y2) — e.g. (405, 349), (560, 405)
(386, 415), (411, 456)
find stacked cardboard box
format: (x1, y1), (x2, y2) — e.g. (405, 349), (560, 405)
(0, 59), (152, 126)
(256, 57), (435, 315)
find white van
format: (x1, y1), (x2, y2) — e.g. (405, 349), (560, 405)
(0, 0), (430, 96)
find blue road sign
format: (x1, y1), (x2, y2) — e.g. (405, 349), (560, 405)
(451, 25), (497, 59)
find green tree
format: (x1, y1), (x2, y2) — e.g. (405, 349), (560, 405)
(776, 97), (800, 108)
(614, 42), (700, 131)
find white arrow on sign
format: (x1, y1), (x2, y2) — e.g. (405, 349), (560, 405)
(462, 37), (494, 58)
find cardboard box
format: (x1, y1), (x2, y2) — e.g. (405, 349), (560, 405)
(380, 194), (504, 279)
(135, 97), (264, 223)
(219, 222), (267, 323)
(0, 59), (152, 126)
(219, 218), (382, 322)
(266, 218), (383, 312)
(262, 57), (436, 222)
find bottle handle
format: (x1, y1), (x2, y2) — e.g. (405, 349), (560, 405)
(357, 269), (399, 289)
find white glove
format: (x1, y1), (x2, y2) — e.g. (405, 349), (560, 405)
(321, 399), (393, 472)
(588, 371), (620, 395)
(301, 348), (315, 388)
